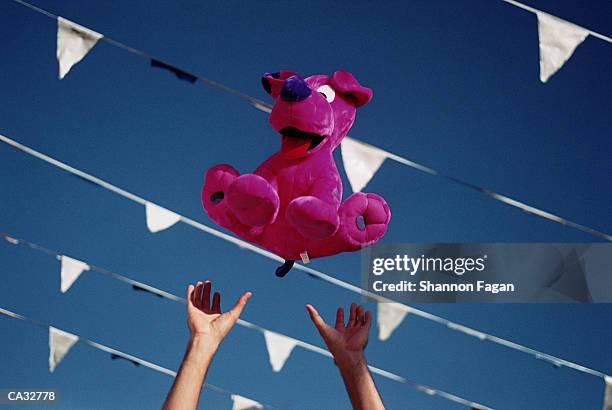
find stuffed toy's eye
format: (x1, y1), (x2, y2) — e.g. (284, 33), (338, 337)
(317, 85), (335, 103)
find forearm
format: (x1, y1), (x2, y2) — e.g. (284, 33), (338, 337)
(162, 336), (218, 410)
(336, 353), (385, 410)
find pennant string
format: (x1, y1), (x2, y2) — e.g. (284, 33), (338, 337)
(346, 138), (612, 242)
(0, 132), (609, 380)
(0, 233), (491, 409)
(8, 0), (612, 241)
(0, 307), (277, 409)
(503, 0), (612, 44)
(9, 0), (270, 109)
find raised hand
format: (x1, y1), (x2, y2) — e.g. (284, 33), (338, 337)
(306, 303), (385, 410)
(163, 281), (251, 410)
(306, 303), (372, 365)
(187, 280), (251, 346)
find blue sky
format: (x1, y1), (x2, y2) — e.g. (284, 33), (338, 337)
(1, 0), (611, 409)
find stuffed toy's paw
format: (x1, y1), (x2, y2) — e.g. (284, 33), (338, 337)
(339, 193), (390, 247)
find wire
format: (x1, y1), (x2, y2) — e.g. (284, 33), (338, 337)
(0, 306), (277, 409)
(0, 133), (609, 383)
(1, 232), (492, 410)
(7, 0), (612, 242)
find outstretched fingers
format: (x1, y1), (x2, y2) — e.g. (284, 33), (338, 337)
(346, 303), (371, 327)
(187, 281), (221, 313)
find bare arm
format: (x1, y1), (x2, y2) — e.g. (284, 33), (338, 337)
(163, 281), (251, 410)
(306, 303), (385, 410)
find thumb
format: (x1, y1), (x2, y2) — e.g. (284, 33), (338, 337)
(227, 291), (252, 324)
(306, 304), (328, 333)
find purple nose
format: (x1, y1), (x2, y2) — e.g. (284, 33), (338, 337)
(280, 75), (311, 102)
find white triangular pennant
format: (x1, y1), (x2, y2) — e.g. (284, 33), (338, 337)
(231, 394), (263, 410)
(604, 376), (612, 410)
(341, 137), (388, 192)
(145, 201), (181, 233)
(537, 12), (588, 83)
(59, 255), (90, 293)
(263, 330), (297, 372)
(49, 326), (78, 372)
(57, 17), (103, 79)
(377, 302), (410, 341)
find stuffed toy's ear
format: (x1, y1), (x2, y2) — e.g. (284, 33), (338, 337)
(262, 71), (298, 98)
(330, 70), (373, 107)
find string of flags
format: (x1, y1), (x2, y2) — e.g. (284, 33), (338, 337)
(1, 132), (609, 385)
(0, 307), (272, 410)
(0, 233), (491, 409)
(503, 0), (612, 82)
(8, 0), (612, 242)
(339, 136), (612, 241)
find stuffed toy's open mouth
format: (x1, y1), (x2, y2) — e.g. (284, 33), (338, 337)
(279, 126), (326, 158)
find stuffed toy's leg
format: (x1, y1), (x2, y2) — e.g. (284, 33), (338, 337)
(336, 192), (390, 248)
(226, 173), (280, 227)
(286, 196), (340, 239)
(306, 192), (390, 258)
(203, 165), (280, 229)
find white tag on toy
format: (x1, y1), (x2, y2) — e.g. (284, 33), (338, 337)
(300, 251), (310, 264)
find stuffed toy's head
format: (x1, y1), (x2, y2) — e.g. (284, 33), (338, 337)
(261, 70), (373, 159)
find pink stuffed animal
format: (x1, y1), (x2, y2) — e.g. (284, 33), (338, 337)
(202, 70), (390, 276)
